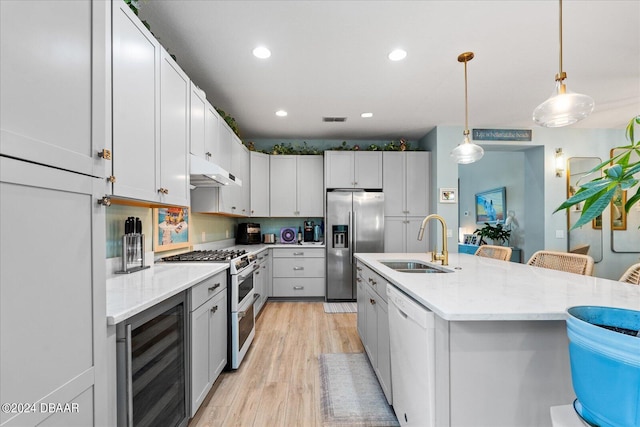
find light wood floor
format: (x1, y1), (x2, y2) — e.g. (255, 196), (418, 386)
(189, 301), (364, 427)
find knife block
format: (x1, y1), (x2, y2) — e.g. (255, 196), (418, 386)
(116, 233), (150, 274)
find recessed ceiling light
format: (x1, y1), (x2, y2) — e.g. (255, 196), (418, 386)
(361, 112), (373, 118)
(388, 49), (407, 61)
(253, 46), (271, 59)
(275, 110), (288, 117)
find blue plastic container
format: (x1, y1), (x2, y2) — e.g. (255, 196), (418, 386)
(566, 306), (640, 427)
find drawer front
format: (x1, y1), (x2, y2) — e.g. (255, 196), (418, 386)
(361, 265), (387, 302)
(272, 278), (325, 297)
(272, 248), (325, 258)
(190, 271), (227, 310)
(272, 258), (325, 278)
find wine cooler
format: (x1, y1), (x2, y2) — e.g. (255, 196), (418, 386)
(117, 292), (189, 427)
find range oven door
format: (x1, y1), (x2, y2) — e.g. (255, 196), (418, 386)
(230, 292), (257, 369)
(233, 264), (258, 311)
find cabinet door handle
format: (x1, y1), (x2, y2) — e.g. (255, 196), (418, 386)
(205, 152), (212, 157)
(208, 283), (221, 292)
(369, 298), (376, 305)
(356, 266), (362, 271)
(210, 305), (218, 313)
(293, 266), (304, 271)
(293, 286), (304, 290)
(356, 278), (362, 283)
(368, 277), (373, 283)
(293, 252), (304, 256)
(256, 271), (260, 275)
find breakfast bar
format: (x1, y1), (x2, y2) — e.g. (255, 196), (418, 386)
(355, 252), (640, 426)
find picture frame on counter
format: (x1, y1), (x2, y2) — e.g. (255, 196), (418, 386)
(153, 207), (190, 251)
(439, 188), (457, 203)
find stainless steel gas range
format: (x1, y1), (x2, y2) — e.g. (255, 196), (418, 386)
(162, 249), (259, 369)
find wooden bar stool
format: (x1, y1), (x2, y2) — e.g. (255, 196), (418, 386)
(527, 250), (594, 276)
(474, 245), (512, 261)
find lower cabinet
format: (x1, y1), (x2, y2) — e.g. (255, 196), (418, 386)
(272, 247), (325, 297)
(190, 271), (227, 416)
(254, 249), (271, 314)
(356, 261), (392, 403)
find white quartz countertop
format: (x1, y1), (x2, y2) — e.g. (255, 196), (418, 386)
(355, 252), (640, 321)
(106, 263), (228, 325)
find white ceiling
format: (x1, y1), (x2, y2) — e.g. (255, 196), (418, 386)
(139, 0), (640, 141)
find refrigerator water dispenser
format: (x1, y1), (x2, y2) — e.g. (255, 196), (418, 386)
(332, 225), (349, 248)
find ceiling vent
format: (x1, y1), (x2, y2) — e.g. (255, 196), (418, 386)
(322, 117), (347, 122)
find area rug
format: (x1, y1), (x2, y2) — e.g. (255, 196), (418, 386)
(319, 353), (399, 426)
(323, 302), (357, 313)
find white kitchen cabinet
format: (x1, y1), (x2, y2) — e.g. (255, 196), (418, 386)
(0, 0), (107, 179)
(254, 250), (271, 314)
(112, 2), (189, 206)
(384, 217), (430, 253)
(270, 155), (323, 217)
(190, 83), (207, 158)
(272, 248), (325, 297)
(190, 272), (227, 416)
(383, 152), (430, 216)
(215, 119), (233, 172)
(324, 151), (382, 189)
(1, 2), (109, 425)
(383, 152), (430, 253)
(250, 152), (270, 217)
(1, 157), (107, 426)
(159, 49), (190, 206)
(356, 261), (392, 404)
(112, 0), (158, 202)
(218, 135), (249, 216)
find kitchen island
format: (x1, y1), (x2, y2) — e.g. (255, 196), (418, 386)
(355, 252), (640, 427)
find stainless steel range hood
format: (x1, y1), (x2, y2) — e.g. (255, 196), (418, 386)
(190, 154), (242, 188)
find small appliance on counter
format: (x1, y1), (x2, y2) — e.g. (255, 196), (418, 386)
(304, 221), (314, 242)
(263, 233), (276, 244)
(116, 217), (150, 274)
(280, 227), (297, 244)
(236, 222), (261, 244)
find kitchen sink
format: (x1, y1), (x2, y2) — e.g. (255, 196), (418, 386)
(380, 260), (452, 273)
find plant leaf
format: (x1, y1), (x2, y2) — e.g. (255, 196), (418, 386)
(572, 187), (617, 229)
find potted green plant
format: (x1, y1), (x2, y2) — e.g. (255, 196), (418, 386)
(473, 222), (511, 246)
(556, 116), (639, 228)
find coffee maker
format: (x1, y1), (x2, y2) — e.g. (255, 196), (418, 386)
(303, 221), (314, 242)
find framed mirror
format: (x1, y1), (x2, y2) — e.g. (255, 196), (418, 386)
(610, 148), (640, 253)
(566, 157), (603, 262)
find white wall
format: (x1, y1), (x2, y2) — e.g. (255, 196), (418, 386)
(421, 125), (639, 280)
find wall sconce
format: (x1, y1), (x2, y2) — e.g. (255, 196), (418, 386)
(555, 148), (566, 177)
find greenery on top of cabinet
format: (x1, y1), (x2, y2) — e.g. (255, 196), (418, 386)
(245, 138), (419, 155)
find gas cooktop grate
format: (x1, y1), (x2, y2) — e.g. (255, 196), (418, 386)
(161, 249), (247, 262)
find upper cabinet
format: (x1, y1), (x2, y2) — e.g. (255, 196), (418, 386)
(325, 151), (382, 189)
(158, 50), (190, 206)
(0, 0), (107, 179)
(111, 2), (189, 206)
(270, 155), (323, 217)
(383, 152), (430, 217)
(189, 83), (207, 158)
(250, 152), (270, 217)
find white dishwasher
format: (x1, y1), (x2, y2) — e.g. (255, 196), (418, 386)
(387, 284), (435, 427)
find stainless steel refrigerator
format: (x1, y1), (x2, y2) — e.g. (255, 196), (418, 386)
(326, 190), (385, 300)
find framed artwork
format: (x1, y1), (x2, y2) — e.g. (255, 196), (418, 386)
(463, 234), (478, 245)
(153, 207), (190, 251)
(475, 187), (506, 224)
(592, 214), (602, 230)
(439, 188), (457, 203)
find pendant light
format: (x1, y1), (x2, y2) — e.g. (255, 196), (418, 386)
(450, 51), (484, 164)
(533, 0), (594, 127)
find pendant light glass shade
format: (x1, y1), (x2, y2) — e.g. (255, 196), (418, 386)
(450, 51), (484, 164)
(533, 0), (594, 127)
(450, 133), (484, 164)
(533, 80), (594, 127)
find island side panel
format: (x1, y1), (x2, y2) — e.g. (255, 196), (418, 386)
(444, 319), (574, 427)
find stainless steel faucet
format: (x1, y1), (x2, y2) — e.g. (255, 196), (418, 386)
(417, 214), (449, 266)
